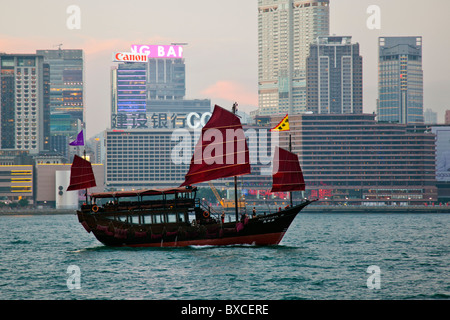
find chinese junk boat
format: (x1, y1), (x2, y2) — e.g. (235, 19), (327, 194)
(72, 105), (315, 247)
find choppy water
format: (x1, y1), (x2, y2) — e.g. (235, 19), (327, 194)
(0, 213), (448, 300)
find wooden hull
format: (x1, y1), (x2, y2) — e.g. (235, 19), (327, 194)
(76, 201), (312, 247)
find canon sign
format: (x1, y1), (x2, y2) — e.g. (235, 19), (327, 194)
(113, 52), (148, 63)
(130, 45), (183, 59)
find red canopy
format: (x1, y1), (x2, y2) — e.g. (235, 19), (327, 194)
(270, 147), (305, 192)
(91, 186), (197, 199)
(180, 105), (251, 186)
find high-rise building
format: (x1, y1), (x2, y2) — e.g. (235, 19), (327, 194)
(111, 55), (209, 130)
(111, 57), (186, 115)
(424, 108), (437, 124)
(36, 49), (84, 157)
(257, 0), (330, 116)
(306, 36), (363, 114)
(378, 37), (424, 124)
(445, 110), (450, 125)
(111, 62), (147, 115)
(0, 54), (50, 154)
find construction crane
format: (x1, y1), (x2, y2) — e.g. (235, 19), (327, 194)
(208, 182), (224, 207)
(208, 182), (245, 208)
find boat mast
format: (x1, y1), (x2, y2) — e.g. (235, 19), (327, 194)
(83, 148), (88, 204)
(232, 102), (239, 222)
(289, 134), (293, 207)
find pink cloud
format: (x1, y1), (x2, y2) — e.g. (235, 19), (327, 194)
(201, 80), (258, 107)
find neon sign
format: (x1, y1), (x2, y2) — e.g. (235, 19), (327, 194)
(130, 45), (183, 59)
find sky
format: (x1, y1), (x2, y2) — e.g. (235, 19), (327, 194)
(1, 0), (449, 138)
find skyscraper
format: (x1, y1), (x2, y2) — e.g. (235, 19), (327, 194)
(111, 51), (210, 130)
(111, 62), (147, 115)
(0, 54), (50, 154)
(423, 108), (437, 124)
(257, 0), (329, 116)
(36, 49), (84, 157)
(306, 36), (363, 114)
(378, 37), (424, 124)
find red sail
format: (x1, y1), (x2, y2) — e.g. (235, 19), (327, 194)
(270, 147), (305, 192)
(180, 105), (251, 187)
(67, 155), (97, 191)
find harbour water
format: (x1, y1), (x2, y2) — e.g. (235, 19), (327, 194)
(0, 212), (448, 300)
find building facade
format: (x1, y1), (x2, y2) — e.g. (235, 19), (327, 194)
(36, 49), (84, 158)
(0, 54), (50, 154)
(147, 58), (185, 100)
(306, 36), (363, 114)
(257, 0), (330, 116)
(111, 62), (147, 114)
(35, 163), (104, 208)
(272, 113), (437, 205)
(378, 37), (424, 124)
(111, 58), (209, 130)
(424, 108), (437, 124)
(104, 122), (277, 203)
(0, 165), (33, 201)
(445, 110), (450, 125)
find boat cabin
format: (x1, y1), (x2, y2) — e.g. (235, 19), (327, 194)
(80, 186), (205, 225)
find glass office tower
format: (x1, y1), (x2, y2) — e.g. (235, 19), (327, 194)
(378, 37), (424, 124)
(36, 49), (84, 157)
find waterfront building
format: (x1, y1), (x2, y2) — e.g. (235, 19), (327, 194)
(105, 129), (190, 188)
(431, 125), (450, 203)
(445, 110), (450, 125)
(104, 120), (276, 202)
(257, 0), (329, 116)
(0, 53), (50, 154)
(35, 163), (104, 208)
(36, 49), (84, 158)
(272, 113), (437, 205)
(306, 36), (363, 114)
(378, 37), (424, 124)
(0, 165), (33, 202)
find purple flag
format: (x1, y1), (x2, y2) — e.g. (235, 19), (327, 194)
(69, 130), (84, 146)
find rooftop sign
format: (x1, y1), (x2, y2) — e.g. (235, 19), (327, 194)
(113, 52), (148, 63)
(130, 45), (183, 59)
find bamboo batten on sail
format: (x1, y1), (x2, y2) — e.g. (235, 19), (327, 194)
(67, 155), (97, 191)
(180, 105), (251, 187)
(270, 147), (305, 193)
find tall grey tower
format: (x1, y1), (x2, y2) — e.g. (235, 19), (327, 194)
(378, 36), (423, 124)
(306, 36), (363, 114)
(257, 0), (329, 116)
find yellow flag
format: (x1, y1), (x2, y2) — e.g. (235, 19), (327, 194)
(271, 114), (289, 131)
